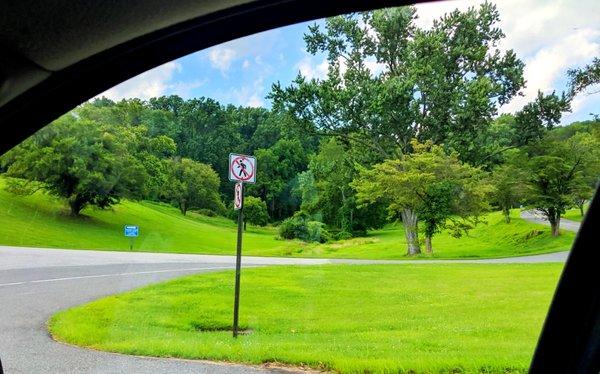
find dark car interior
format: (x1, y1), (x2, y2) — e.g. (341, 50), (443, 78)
(0, 0), (598, 372)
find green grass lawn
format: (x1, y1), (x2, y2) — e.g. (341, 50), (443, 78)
(563, 206), (588, 222)
(298, 210), (574, 259)
(0, 177), (298, 255)
(0, 177), (574, 259)
(50, 264), (562, 373)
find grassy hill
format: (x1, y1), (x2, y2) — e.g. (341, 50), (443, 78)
(0, 177), (575, 259)
(298, 210), (575, 259)
(0, 178), (295, 255)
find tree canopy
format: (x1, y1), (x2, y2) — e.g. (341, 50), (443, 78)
(353, 140), (490, 254)
(165, 158), (224, 216)
(271, 3), (525, 164)
(2, 114), (149, 215)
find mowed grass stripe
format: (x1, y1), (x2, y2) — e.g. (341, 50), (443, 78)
(49, 264), (562, 373)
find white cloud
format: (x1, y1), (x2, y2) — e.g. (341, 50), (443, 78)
(201, 28), (285, 107)
(278, 53), (286, 65)
(203, 27), (284, 75)
(364, 57), (385, 76)
(501, 28), (600, 113)
(413, 0), (600, 117)
(208, 47), (237, 73)
(169, 79), (207, 98)
(295, 54), (386, 82)
(98, 62), (182, 100)
(562, 92), (599, 123)
(225, 77), (266, 107)
(296, 55), (329, 80)
(246, 94), (264, 107)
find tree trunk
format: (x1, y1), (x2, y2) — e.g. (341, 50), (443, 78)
(68, 194), (87, 216)
(579, 203), (584, 217)
(179, 200), (187, 216)
(424, 236), (433, 254)
(551, 217), (560, 236)
(401, 208), (421, 255)
(547, 209), (560, 237)
(244, 220), (247, 231)
(503, 207), (511, 223)
(270, 198), (276, 219)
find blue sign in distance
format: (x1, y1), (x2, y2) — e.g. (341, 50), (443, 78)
(124, 225), (139, 237)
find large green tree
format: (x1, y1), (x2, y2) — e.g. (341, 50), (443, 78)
(353, 141), (490, 254)
(490, 158), (527, 223)
(250, 138), (308, 219)
(242, 196), (269, 230)
(568, 56), (600, 119)
(165, 158), (224, 216)
(512, 91), (571, 146)
(524, 133), (599, 236)
(2, 114), (147, 215)
(271, 3), (523, 253)
(298, 139), (387, 235)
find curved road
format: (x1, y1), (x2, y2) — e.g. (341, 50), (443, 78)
(0, 245), (569, 373)
(520, 210), (581, 233)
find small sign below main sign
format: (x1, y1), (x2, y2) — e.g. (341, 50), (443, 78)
(234, 182), (243, 210)
(229, 153), (256, 184)
(124, 225), (139, 237)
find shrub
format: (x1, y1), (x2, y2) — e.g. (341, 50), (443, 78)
(195, 208), (217, 217)
(243, 196), (269, 227)
(279, 215), (308, 240)
(306, 221), (331, 243)
(278, 212), (330, 243)
(335, 231), (353, 241)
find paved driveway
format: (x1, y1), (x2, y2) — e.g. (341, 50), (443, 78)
(520, 210), (581, 232)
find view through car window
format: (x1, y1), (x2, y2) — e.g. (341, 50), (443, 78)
(1, 0), (599, 372)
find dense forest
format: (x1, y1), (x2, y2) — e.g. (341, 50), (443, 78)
(1, 3), (599, 255)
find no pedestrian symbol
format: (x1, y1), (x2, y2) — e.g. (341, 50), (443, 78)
(229, 154), (256, 184)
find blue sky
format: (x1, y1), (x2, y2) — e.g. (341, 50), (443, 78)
(100, 20), (321, 108)
(100, 0), (600, 124)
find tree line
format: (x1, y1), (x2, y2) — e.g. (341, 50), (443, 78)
(1, 2), (598, 255)
(270, 2), (599, 253)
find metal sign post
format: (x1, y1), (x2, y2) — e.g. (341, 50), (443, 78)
(233, 182), (243, 338)
(229, 154), (256, 338)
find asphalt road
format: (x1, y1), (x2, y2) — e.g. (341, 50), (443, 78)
(0, 245), (570, 373)
(520, 210), (581, 232)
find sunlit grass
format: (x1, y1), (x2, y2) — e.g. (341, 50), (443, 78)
(0, 177), (574, 259)
(0, 177), (297, 254)
(299, 210), (574, 259)
(50, 264), (562, 373)
(563, 205), (588, 222)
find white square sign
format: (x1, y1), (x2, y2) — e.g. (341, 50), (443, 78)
(234, 182), (243, 210)
(229, 153), (256, 183)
